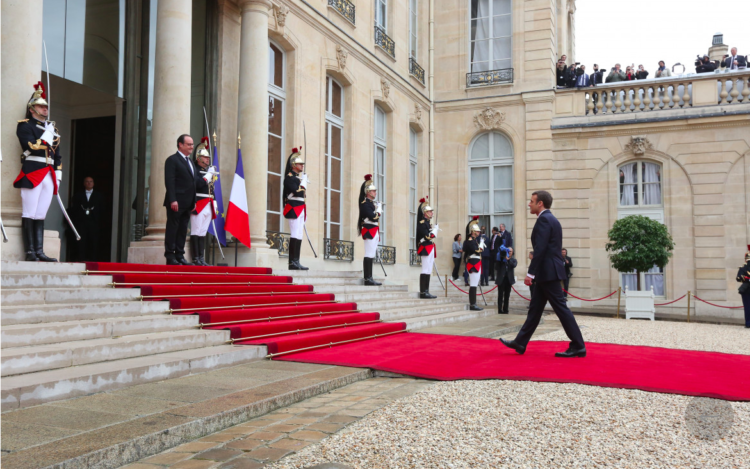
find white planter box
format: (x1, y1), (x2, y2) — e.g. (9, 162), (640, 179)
(625, 286), (655, 320)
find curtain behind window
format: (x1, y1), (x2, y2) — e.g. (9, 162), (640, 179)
(642, 162), (662, 205)
(619, 163), (636, 206)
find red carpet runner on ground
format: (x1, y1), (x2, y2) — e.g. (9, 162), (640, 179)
(85, 262), (750, 401)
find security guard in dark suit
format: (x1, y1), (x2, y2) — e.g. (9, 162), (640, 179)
(68, 177), (105, 261)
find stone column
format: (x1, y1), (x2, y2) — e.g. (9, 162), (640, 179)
(236, 0), (274, 265)
(1, 0), (59, 261)
(129, 0), (192, 263)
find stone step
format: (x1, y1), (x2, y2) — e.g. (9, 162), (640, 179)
(376, 303), (469, 322)
(2, 300), (171, 326)
(294, 277), (383, 286)
(1, 273), (113, 289)
(1, 314), (199, 349)
(334, 290), (423, 303)
(402, 308), (499, 330)
(0, 260), (87, 275)
(355, 296), (460, 312)
(1, 343), (265, 410)
(1, 329), (229, 377)
(312, 284), (408, 294)
(0, 286), (141, 306)
(275, 269), (364, 279)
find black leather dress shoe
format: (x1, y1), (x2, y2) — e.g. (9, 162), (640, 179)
(166, 259), (181, 265)
(555, 348), (587, 358)
(499, 338), (525, 355)
(176, 257), (191, 265)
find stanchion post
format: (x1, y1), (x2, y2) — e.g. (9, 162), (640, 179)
(686, 290), (691, 323)
(616, 286), (621, 319)
(445, 275), (448, 298)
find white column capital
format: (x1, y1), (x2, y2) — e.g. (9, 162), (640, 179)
(237, 0), (273, 14)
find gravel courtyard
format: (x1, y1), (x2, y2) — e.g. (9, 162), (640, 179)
(269, 318), (750, 469)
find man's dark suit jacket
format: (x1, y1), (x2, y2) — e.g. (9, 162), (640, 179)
(527, 210), (566, 283)
(723, 55), (747, 69)
(163, 152), (197, 209)
(495, 257), (517, 286)
(69, 191), (105, 225)
(499, 229), (513, 248)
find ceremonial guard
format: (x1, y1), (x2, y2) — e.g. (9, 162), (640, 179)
(283, 147), (309, 270)
(416, 196), (437, 299)
(358, 174), (382, 286)
(190, 137), (218, 266)
(13, 82), (61, 262)
(463, 216), (485, 311)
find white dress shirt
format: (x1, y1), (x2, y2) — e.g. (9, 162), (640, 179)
(85, 189), (93, 201)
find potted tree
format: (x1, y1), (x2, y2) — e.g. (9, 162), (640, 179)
(605, 215), (675, 319)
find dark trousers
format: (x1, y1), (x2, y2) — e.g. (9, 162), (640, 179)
(481, 257), (490, 285)
(463, 266), (469, 284)
(563, 277), (570, 297)
(75, 221), (100, 262)
(165, 206), (191, 260)
(742, 291), (750, 327)
(452, 257), (461, 280)
(497, 280), (512, 313)
(515, 280), (585, 349)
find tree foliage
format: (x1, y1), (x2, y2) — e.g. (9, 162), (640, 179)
(605, 216), (674, 287)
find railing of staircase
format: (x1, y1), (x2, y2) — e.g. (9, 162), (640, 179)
(376, 245), (396, 265)
(324, 238), (354, 262)
(409, 248), (422, 266)
(266, 231), (290, 257)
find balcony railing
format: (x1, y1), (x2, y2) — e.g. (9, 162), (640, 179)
(376, 245), (396, 265)
(409, 248), (422, 266)
(324, 238), (354, 262)
(374, 25), (395, 58)
(467, 68), (513, 87)
(409, 57), (425, 85)
(266, 230), (290, 257)
(328, 0), (355, 25)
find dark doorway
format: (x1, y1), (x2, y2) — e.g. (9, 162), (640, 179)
(67, 116), (116, 262)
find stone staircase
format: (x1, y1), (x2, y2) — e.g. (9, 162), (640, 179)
(1, 262), (497, 411)
(430, 275), (532, 312)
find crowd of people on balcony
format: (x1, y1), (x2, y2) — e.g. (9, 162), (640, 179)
(556, 47), (747, 89)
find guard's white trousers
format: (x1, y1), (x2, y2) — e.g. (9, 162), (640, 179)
(21, 172), (55, 220)
(364, 232), (379, 258)
(289, 209), (305, 240)
(190, 202), (212, 237)
(420, 249), (435, 275)
(469, 271), (481, 287)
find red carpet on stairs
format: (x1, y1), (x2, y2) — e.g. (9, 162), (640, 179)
(276, 333), (750, 401)
(110, 273), (292, 286)
(170, 293), (336, 313)
(221, 312), (382, 340)
(197, 302), (360, 325)
(86, 262), (271, 275)
(140, 284), (313, 299)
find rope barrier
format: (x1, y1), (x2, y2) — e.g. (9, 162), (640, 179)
(511, 286), (531, 302)
(448, 279), (497, 296)
(655, 294), (686, 306)
(692, 294), (743, 309)
(562, 289), (619, 302)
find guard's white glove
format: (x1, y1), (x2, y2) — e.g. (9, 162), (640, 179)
(298, 172), (309, 189)
(55, 170), (62, 185)
(430, 223), (439, 238)
(478, 238), (486, 250)
(375, 202), (383, 215)
(202, 165), (219, 183)
(40, 123), (57, 146)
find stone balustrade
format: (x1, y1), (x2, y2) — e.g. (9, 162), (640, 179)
(555, 70), (750, 118)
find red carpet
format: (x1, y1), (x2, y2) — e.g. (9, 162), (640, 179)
(140, 284), (313, 299)
(86, 262), (271, 275)
(169, 293), (336, 313)
(197, 302), (360, 325)
(277, 333), (750, 401)
(110, 273), (292, 286)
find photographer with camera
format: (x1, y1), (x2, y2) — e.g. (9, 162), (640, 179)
(635, 64), (649, 80)
(654, 61), (671, 78)
(495, 245), (516, 315)
(696, 55), (718, 74)
(590, 64), (605, 86)
(606, 64), (626, 83)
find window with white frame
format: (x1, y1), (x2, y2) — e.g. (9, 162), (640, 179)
(409, 0), (418, 59)
(469, 0), (512, 73)
(324, 77), (344, 240)
(618, 161), (665, 295)
(409, 128), (418, 248)
(267, 41), (285, 233)
(469, 132), (514, 234)
(374, 105), (387, 245)
(376, 0), (387, 30)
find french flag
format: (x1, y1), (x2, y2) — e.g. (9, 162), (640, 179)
(225, 147), (251, 248)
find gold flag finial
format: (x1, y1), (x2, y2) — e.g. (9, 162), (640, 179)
(213, 129), (217, 143)
(238, 133), (241, 149)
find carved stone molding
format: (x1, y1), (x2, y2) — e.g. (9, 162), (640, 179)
(473, 107), (505, 130)
(624, 136), (653, 155)
(380, 78), (391, 100)
(414, 103), (422, 121)
(336, 45), (348, 70)
(273, 4), (289, 27)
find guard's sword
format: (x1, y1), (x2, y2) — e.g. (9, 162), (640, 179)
(43, 40), (80, 240)
(302, 121), (318, 258)
(432, 176), (445, 290)
(0, 150), (8, 242)
(202, 107), (224, 259)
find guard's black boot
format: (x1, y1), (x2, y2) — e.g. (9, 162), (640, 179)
(288, 237), (299, 269)
(364, 258), (377, 286)
(191, 236), (201, 265)
(369, 258), (382, 286)
(22, 218), (38, 261)
(469, 287), (483, 311)
(197, 236), (210, 266)
(294, 239), (308, 270)
(33, 220), (57, 262)
(420, 274), (436, 299)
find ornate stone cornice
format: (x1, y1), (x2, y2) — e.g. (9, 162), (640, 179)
(552, 117), (750, 139)
(473, 107), (505, 130)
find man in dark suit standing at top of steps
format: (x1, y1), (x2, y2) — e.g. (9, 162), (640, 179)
(163, 134), (197, 265)
(500, 190), (586, 357)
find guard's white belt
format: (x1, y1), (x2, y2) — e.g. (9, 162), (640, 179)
(469, 254), (481, 260)
(287, 196), (305, 202)
(196, 193), (214, 199)
(25, 156), (53, 164)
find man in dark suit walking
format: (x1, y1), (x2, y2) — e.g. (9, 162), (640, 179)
(500, 190), (586, 357)
(68, 176), (105, 261)
(163, 134), (197, 265)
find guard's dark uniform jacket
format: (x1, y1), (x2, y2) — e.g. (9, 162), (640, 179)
(13, 117), (62, 191)
(192, 169), (216, 219)
(416, 219), (436, 256)
(283, 170), (306, 219)
(463, 237), (483, 273)
(359, 199), (380, 239)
